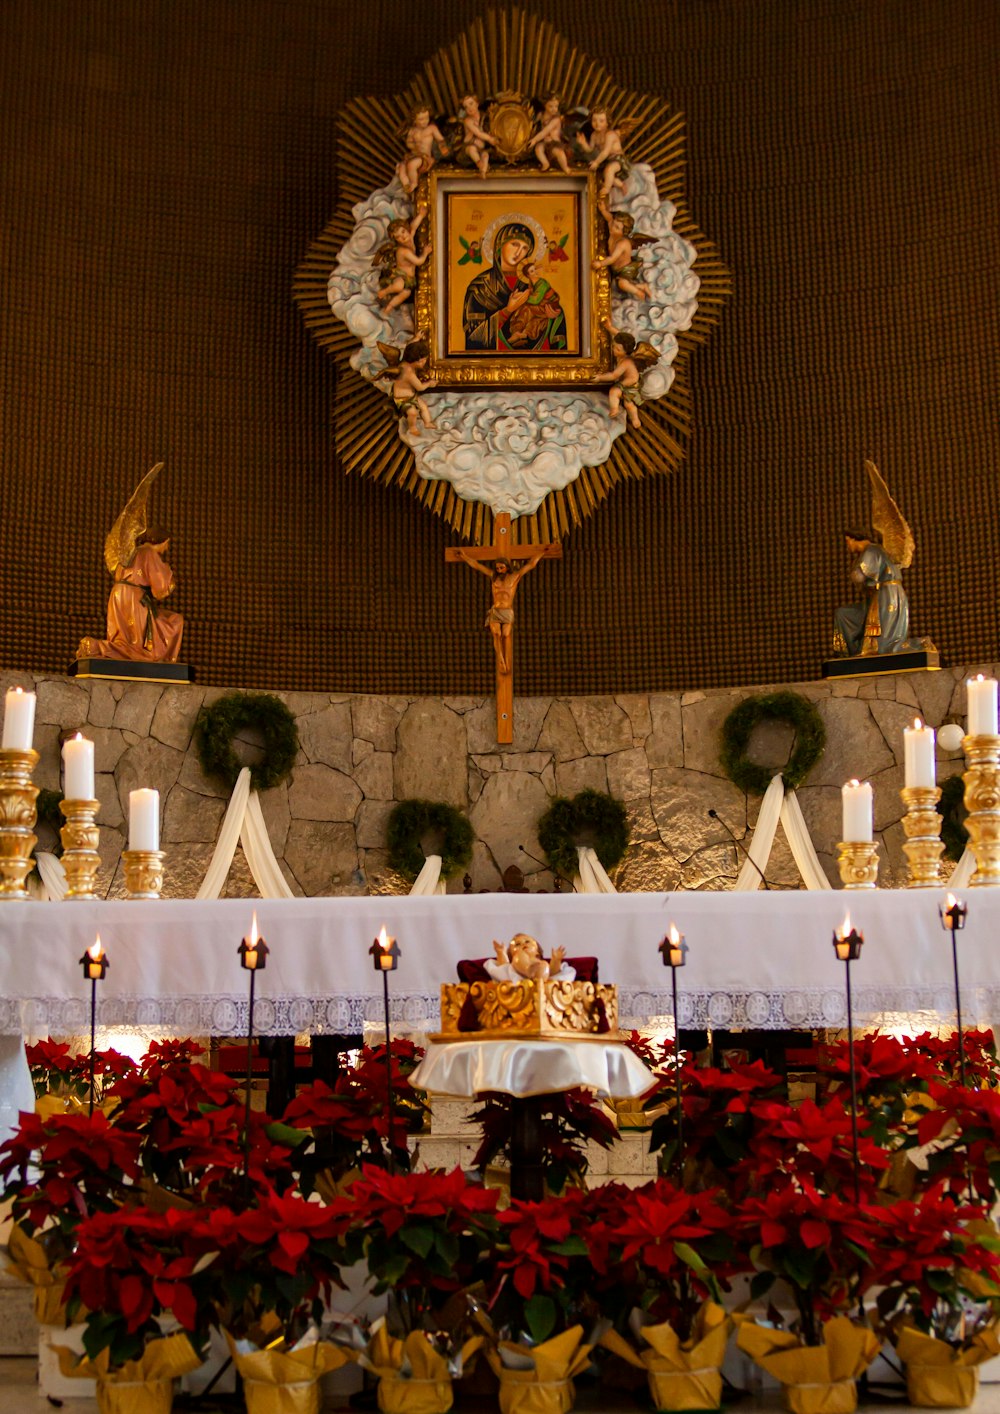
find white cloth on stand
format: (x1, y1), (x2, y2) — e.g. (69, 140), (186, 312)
(573, 845), (618, 894)
(409, 854), (447, 896)
(409, 1037), (654, 1100)
(735, 774), (831, 891)
(196, 767), (293, 899)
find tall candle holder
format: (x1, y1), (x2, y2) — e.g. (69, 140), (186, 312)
(836, 839), (880, 889)
(0, 748), (40, 900)
(370, 926), (401, 1174)
(80, 936), (108, 1117)
(238, 913), (269, 1186)
(832, 918), (864, 1202)
(899, 786), (945, 888)
(60, 799), (101, 899)
(962, 734), (1000, 886)
(122, 849), (166, 899)
(659, 923), (688, 1182)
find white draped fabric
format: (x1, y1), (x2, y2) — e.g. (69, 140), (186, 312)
(34, 852), (67, 901)
(410, 1038), (654, 1100)
(735, 775), (831, 891)
(196, 767), (294, 900)
(573, 845), (618, 894)
(948, 847), (977, 890)
(408, 855), (447, 896)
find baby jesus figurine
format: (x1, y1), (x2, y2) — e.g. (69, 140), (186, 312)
(486, 933), (576, 984)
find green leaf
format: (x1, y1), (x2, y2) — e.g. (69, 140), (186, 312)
(549, 1236), (589, 1257)
(782, 1252), (816, 1291)
(674, 1241), (708, 1275)
(750, 1271), (775, 1302)
(264, 1121), (309, 1148)
(400, 1224), (435, 1259)
(524, 1294), (557, 1345)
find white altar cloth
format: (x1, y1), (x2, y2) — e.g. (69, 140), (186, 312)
(0, 887), (997, 1040)
(409, 1039), (655, 1100)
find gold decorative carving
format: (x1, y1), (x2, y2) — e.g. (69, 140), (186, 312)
(439, 977), (618, 1038)
(836, 839), (880, 890)
(122, 848), (166, 900)
(60, 799), (101, 900)
(294, 9), (730, 543)
(963, 734), (1000, 887)
(486, 92), (535, 163)
(899, 785), (945, 888)
(0, 748), (39, 900)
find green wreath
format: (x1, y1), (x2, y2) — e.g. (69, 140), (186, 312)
(386, 799), (475, 882)
(719, 691), (826, 795)
(195, 692), (300, 792)
(939, 774), (969, 863)
(537, 789), (630, 883)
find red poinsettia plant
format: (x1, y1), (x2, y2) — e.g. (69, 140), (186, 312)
(743, 1095), (890, 1197)
(331, 1165), (498, 1334)
(25, 1039), (136, 1105)
(912, 1080), (1000, 1205)
(469, 1087), (618, 1192)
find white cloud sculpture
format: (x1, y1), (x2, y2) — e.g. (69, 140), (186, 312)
(328, 164), (699, 517)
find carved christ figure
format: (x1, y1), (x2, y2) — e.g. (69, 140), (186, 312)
(456, 547), (545, 672)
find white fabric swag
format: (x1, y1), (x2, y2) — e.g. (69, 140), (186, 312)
(733, 774), (831, 891)
(196, 766), (294, 899)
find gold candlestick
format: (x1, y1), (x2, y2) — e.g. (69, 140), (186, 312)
(0, 748), (40, 900)
(836, 839), (880, 889)
(900, 785), (945, 888)
(60, 799), (101, 900)
(963, 733), (1000, 886)
(122, 849), (165, 899)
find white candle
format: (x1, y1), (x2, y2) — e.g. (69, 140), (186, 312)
(62, 734), (95, 800)
(129, 789), (159, 851)
(967, 675), (999, 737)
(2, 688), (36, 750)
(841, 779), (873, 842)
(903, 719), (936, 788)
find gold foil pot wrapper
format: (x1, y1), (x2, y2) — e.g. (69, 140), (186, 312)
(5, 1222), (69, 1326)
(735, 1315), (881, 1414)
(55, 1331), (202, 1414)
(894, 1324), (1000, 1408)
(484, 1325), (592, 1414)
(598, 1300), (731, 1410)
(359, 1326), (483, 1414)
(225, 1330), (355, 1414)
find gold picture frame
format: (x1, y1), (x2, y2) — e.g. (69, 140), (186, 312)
(416, 167), (612, 388)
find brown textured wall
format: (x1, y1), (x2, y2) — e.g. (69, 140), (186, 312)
(1, 0), (997, 695)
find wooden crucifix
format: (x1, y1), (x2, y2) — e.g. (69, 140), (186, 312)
(446, 513), (561, 743)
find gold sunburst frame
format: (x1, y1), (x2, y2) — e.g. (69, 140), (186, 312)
(294, 7), (730, 546)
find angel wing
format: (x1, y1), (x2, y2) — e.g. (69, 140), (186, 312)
(631, 231), (658, 250)
(372, 240), (396, 270)
(866, 459), (914, 569)
(376, 341), (403, 368)
(104, 463), (164, 575)
(634, 341), (661, 373)
(614, 115), (643, 143)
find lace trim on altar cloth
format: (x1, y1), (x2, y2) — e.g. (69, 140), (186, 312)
(1, 986), (994, 1039)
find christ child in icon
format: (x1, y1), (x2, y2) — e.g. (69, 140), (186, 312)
(374, 204), (431, 313)
(530, 94), (572, 174)
(375, 337), (437, 435)
(459, 94), (498, 176)
(396, 106), (450, 195)
(593, 200), (653, 301)
(595, 317), (659, 430)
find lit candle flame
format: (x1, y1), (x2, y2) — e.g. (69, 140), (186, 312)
(946, 892), (957, 910)
(847, 778), (860, 788)
(249, 912), (258, 946)
(88, 934), (103, 962)
(913, 717), (923, 730)
(378, 925), (390, 951)
(838, 913), (852, 938)
(668, 922), (681, 945)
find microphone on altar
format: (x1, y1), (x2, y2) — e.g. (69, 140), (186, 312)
(707, 808), (770, 890)
(519, 844), (574, 892)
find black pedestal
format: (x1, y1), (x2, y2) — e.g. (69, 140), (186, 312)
(509, 1095), (546, 1201)
(69, 658), (195, 684)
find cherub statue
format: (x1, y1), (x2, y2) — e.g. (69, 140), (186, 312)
(396, 104), (450, 195)
(486, 933), (576, 983)
(76, 463), (185, 664)
(373, 205), (430, 313)
(833, 461), (926, 658)
(457, 93), (498, 176)
(374, 337), (436, 435)
(529, 94), (572, 174)
(593, 200), (654, 301)
(594, 317), (660, 430)
(578, 106), (636, 201)
(456, 548), (546, 673)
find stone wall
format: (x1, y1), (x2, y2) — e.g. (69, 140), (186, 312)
(4, 664), (983, 898)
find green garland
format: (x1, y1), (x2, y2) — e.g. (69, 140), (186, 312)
(386, 799), (474, 882)
(719, 691), (826, 795)
(194, 692), (300, 792)
(939, 774), (969, 863)
(537, 789), (630, 882)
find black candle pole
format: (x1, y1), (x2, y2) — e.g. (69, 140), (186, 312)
(370, 927), (401, 1173)
(79, 937), (108, 1117)
(939, 895), (969, 1091)
(659, 924), (688, 1182)
(238, 914), (270, 1181)
(832, 918), (864, 1203)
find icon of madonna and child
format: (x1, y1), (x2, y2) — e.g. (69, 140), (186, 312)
(461, 217), (570, 354)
